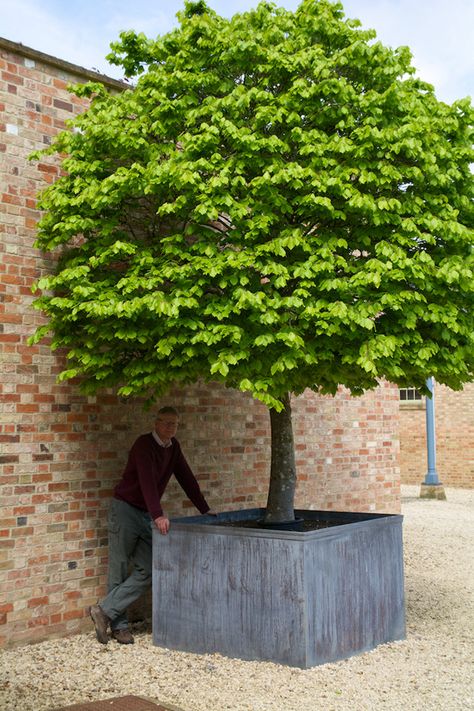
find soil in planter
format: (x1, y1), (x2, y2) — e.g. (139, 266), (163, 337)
(216, 518), (341, 532)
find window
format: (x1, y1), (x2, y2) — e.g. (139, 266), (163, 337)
(399, 387), (425, 408)
(399, 387), (422, 401)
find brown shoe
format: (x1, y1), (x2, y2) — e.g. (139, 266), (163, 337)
(112, 628), (134, 645)
(89, 604), (110, 644)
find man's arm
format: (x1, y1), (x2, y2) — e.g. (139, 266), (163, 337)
(173, 444), (211, 514)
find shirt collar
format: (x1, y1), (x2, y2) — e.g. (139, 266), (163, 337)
(152, 430), (172, 448)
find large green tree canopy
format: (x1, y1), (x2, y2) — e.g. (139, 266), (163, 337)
(31, 0), (474, 411)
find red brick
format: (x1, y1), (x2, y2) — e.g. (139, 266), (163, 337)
(28, 596), (49, 608)
(63, 609), (83, 621)
(2, 71), (23, 85)
(13, 506), (35, 515)
(28, 615), (49, 628)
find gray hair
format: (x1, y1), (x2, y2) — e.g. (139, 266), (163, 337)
(156, 406), (179, 419)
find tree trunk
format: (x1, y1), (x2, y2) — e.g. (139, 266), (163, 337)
(263, 392), (297, 523)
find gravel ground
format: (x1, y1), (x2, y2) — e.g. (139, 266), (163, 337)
(1, 485), (474, 711)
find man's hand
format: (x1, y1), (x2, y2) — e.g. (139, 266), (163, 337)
(154, 516), (170, 535)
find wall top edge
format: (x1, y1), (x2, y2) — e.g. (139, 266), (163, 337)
(0, 36), (128, 90)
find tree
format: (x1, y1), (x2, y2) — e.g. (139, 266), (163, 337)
(30, 0), (474, 522)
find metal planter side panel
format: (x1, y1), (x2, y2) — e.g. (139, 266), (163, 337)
(304, 516), (406, 666)
(153, 527), (308, 667)
(152, 512), (405, 668)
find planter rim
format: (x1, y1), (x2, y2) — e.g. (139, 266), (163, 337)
(169, 507), (403, 541)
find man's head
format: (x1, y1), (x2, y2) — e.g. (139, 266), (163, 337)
(154, 406), (179, 444)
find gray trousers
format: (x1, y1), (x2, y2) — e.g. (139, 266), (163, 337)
(99, 498), (153, 631)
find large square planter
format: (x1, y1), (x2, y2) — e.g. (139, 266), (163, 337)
(152, 508), (405, 668)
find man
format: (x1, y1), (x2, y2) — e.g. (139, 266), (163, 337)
(89, 406), (214, 645)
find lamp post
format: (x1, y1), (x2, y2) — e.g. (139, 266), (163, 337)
(420, 377), (446, 499)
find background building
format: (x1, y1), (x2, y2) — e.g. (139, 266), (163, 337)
(399, 383), (474, 489)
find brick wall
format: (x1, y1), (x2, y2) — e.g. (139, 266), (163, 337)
(293, 380), (400, 512)
(400, 382), (474, 488)
(0, 38), (401, 648)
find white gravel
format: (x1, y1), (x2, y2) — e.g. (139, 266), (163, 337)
(1, 485), (474, 711)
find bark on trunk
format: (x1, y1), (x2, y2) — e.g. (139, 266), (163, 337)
(263, 392), (297, 523)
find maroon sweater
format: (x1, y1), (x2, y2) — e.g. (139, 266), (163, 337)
(114, 433), (210, 520)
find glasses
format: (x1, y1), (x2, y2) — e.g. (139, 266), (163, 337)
(156, 419), (179, 427)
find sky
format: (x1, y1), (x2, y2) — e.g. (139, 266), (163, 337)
(0, 0), (473, 104)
